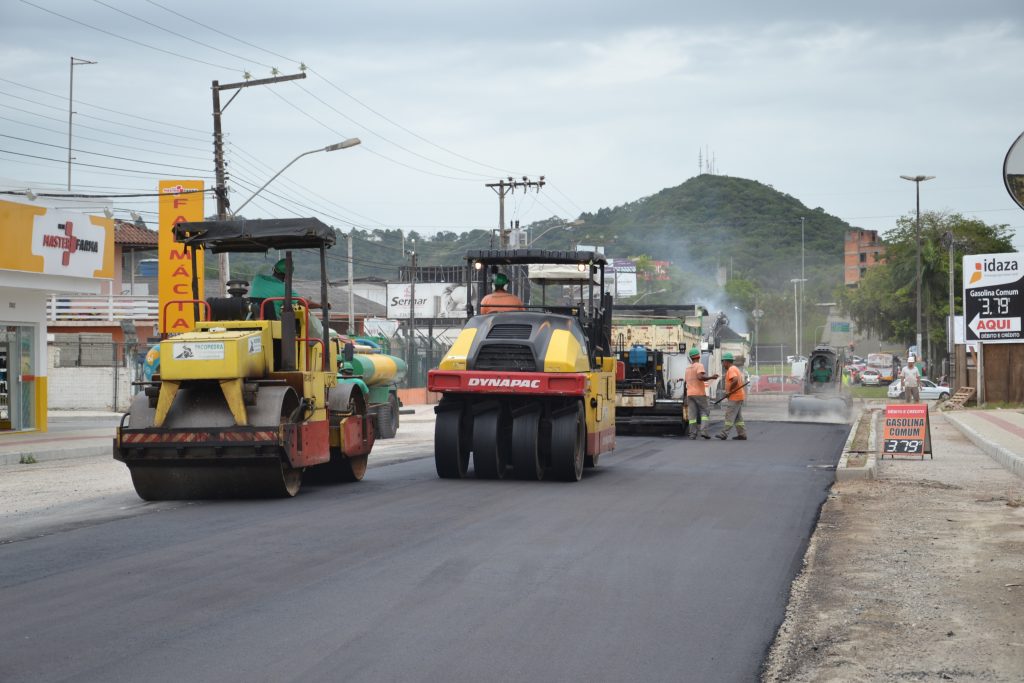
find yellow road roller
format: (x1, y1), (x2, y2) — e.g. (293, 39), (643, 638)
(113, 218), (375, 499)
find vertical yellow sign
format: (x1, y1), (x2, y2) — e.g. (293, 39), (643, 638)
(158, 180), (205, 334)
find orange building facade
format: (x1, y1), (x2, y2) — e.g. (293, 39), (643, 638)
(844, 228), (886, 287)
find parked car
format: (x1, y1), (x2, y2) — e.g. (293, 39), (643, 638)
(752, 374), (803, 393)
(786, 355), (807, 364)
(887, 379), (951, 401)
(859, 368), (881, 386)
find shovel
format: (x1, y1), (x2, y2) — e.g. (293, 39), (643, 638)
(713, 381), (750, 405)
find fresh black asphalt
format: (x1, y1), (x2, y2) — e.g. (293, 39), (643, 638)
(0, 420), (847, 683)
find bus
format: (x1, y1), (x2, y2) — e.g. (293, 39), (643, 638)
(865, 352), (900, 385)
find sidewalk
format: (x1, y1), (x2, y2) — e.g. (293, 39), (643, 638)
(765, 407), (1024, 681)
(945, 408), (1024, 479)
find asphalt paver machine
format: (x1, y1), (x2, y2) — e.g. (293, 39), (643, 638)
(113, 218), (375, 499)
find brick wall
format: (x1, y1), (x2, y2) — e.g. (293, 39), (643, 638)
(48, 365), (134, 411)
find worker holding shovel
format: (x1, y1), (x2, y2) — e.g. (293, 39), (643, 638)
(715, 352), (748, 441)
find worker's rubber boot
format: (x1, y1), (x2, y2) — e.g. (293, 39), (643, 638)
(715, 432), (728, 440)
(733, 434), (747, 440)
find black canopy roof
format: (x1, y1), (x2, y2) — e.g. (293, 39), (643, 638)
(465, 248), (606, 267)
(173, 218), (336, 252)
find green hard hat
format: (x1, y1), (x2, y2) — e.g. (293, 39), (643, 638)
(273, 258), (288, 275)
(492, 272), (509, 288)
(722, 352), (734, 361)
(688, 347), (700, 357)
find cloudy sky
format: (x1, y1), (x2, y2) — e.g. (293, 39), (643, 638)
(2, 0), (1023, 253)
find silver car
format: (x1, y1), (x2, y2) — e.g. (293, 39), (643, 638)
(887, 378), (951, 400)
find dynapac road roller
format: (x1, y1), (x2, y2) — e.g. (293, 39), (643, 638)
(428, 249), (616, 481)
(113, 218), (374, 499)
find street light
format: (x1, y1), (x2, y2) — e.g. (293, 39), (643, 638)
(233, 138), (361, 216)
(632, 288), (667, 304)
(68, 56), (97, 191)
(528, 219), (584, 246)
(790, 277), (807, 356)
(900, 174), (935, 362)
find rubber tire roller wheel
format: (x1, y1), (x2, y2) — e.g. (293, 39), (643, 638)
(550, 402), (585, 482)
(473, 409), (509, 479)
(435, 405), (471, 479)
(511, 410), (544, 481)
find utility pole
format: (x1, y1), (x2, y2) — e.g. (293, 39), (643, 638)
(347, 231), (355, 336)
(900, 174), (935, 362)
(67, 57), (97, 191)
(486, 176), (545, 247)
(408, 247), (417, 379)
(211, 70), (308, 295)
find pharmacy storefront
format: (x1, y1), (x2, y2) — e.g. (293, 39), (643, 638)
(0, 197), (114, 432)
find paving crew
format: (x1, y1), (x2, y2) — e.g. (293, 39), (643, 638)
(480, 272), (525, 314)
(684, 347), (718, 439)
(715, 352), (748, 440)
(250, 258), (324, 338)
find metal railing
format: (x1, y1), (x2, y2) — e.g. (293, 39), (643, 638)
(47, 294), (159, 321)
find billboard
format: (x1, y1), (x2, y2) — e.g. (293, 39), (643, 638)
(387, 282), (468, 319)
(158, 180), (205, 333)
(608, 258), (637, 296)
(962, 252), (1023, 344)
(0, 199), (114, 280)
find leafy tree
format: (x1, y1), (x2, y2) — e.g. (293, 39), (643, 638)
(840, 211), (1014, 358)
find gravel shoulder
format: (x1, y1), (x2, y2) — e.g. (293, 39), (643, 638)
(764, 409), (1024, 682)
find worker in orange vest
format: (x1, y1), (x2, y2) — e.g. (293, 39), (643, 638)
(715, 351), (748, 440)
(480, 272), (525, 314)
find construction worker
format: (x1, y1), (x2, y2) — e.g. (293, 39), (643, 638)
(249, 258), (323, 337)
(684, 347), (718, 440)
(899, 356), (921, 403)
(480, 272), (525, 314)
(715, 352), (747, 440)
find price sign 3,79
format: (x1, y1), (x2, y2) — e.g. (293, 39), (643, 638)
(882, 404), (933, 460)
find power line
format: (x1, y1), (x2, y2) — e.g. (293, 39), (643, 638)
(19, 0), (239, 72)
(0, 148), (215, 179)
(0, 113), (211, 161)
(0, 101), (211, 153)
(0, 76), (209, 134)
(0, 133), (211, 173)
(0, 88), (210, 143)
(1, 188), (210, 198)
(91, 0), (275, 70)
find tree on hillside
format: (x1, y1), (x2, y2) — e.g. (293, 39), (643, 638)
(839, 211), (1014, 362)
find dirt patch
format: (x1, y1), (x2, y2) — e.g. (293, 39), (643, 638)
(764, 412), (1024, 682)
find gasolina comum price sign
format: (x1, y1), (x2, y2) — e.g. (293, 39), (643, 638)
(962, 252), (1023, 344)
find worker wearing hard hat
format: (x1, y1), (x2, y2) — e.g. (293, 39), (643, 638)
(249, 258), (324, 337)
(684, 347), (718, 440)
(715, 352), (748, 440)
(480, 272), (525, 314)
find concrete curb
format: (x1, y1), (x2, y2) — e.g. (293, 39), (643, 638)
(0, 440), (111, 466)
(944, 412), (1024, 480)
(835, 408), (877, 481)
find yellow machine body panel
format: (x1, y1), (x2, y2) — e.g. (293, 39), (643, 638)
(438, 327), (478, 370)
(160, 326), (271, 381)
(543, 329), (591, 373)
(583, 365), (616, 435)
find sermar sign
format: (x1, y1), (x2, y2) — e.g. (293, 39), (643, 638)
(158, 180), (205, 333)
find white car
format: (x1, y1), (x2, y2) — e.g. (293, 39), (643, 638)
(786, 355), (807, 364)
(887, 378), (951, 401)
(859, 368), (881, 386)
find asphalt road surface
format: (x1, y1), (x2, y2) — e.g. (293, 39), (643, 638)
(0, 419), (847, 683)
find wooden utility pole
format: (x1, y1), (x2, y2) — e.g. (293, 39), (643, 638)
(211, 71), (307, 295)
(486, 176), (545, 247)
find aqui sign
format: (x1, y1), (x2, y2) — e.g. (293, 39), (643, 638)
(962, 252), (1023, 344)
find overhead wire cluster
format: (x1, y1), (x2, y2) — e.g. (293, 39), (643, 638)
(6, 0), (589, 249)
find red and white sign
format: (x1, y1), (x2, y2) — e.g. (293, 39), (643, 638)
(882, 403), (932, 458)
(31, 210), (109, 277)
